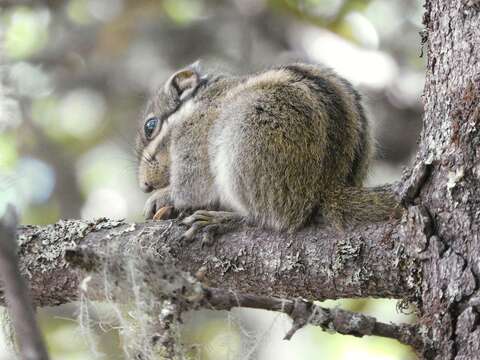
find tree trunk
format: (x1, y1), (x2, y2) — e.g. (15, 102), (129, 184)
(414, 0), (480, 358)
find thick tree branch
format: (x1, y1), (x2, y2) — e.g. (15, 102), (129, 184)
(7, 202), (417, 307)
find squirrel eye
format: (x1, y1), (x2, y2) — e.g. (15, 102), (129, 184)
(144, 117), (159, 139)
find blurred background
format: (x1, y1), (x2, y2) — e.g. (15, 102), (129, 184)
(0, 0), (424, 359)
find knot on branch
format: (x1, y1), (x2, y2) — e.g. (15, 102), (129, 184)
(397, 162), (432, 206)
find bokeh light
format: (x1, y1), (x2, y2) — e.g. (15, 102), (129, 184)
(4, 7), (50, 59)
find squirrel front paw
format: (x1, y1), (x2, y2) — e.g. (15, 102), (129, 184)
(143, 188), (174, 220)
(181, 210), (243, 246)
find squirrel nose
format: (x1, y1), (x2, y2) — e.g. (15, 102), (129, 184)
(140, 182), (154, 193)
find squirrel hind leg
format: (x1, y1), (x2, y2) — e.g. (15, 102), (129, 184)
(181, 210), (243, 245)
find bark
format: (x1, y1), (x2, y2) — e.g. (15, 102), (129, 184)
(7, 213), (415, 307)
(411, 0), (480, 358)
(0, 206), (49, 360)
(201, 287), (421, 347)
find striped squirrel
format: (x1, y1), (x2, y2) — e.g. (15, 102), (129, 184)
(136, 62), (400, 240)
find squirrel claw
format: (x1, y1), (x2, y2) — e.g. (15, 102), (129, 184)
(153, 206), (176, 220)
(180, 220), (209, 243)
(201, 231), (214, 248)
(180, 210), (242, 245)
(182, 212), (211, 225)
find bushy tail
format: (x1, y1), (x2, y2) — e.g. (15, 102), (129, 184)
(324, 185), (403, 228)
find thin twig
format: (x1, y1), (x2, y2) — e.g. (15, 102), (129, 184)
(0, 204), (50, 360)
(202, 287), (423, 350)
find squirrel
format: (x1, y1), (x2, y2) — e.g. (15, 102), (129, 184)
(136, 62), (400, 239)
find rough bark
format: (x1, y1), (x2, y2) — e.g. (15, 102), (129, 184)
(0, 206), (49, 360)
(7, 214), (415, 307)
(409, 0), (480, 358)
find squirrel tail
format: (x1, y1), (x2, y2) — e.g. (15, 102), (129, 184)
(323, 185), (403, 228)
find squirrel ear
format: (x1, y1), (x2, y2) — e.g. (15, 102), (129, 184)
(165, 62), (202, 99)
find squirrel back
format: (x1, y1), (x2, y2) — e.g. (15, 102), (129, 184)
(137, 63), (400, 230)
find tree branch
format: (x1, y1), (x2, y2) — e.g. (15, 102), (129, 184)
(8, 201), (416, 307)
(202, 287), (422, 349)
(0, 205), (50, 360)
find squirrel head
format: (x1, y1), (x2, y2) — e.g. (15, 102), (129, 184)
(136, 62), (205, 193)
